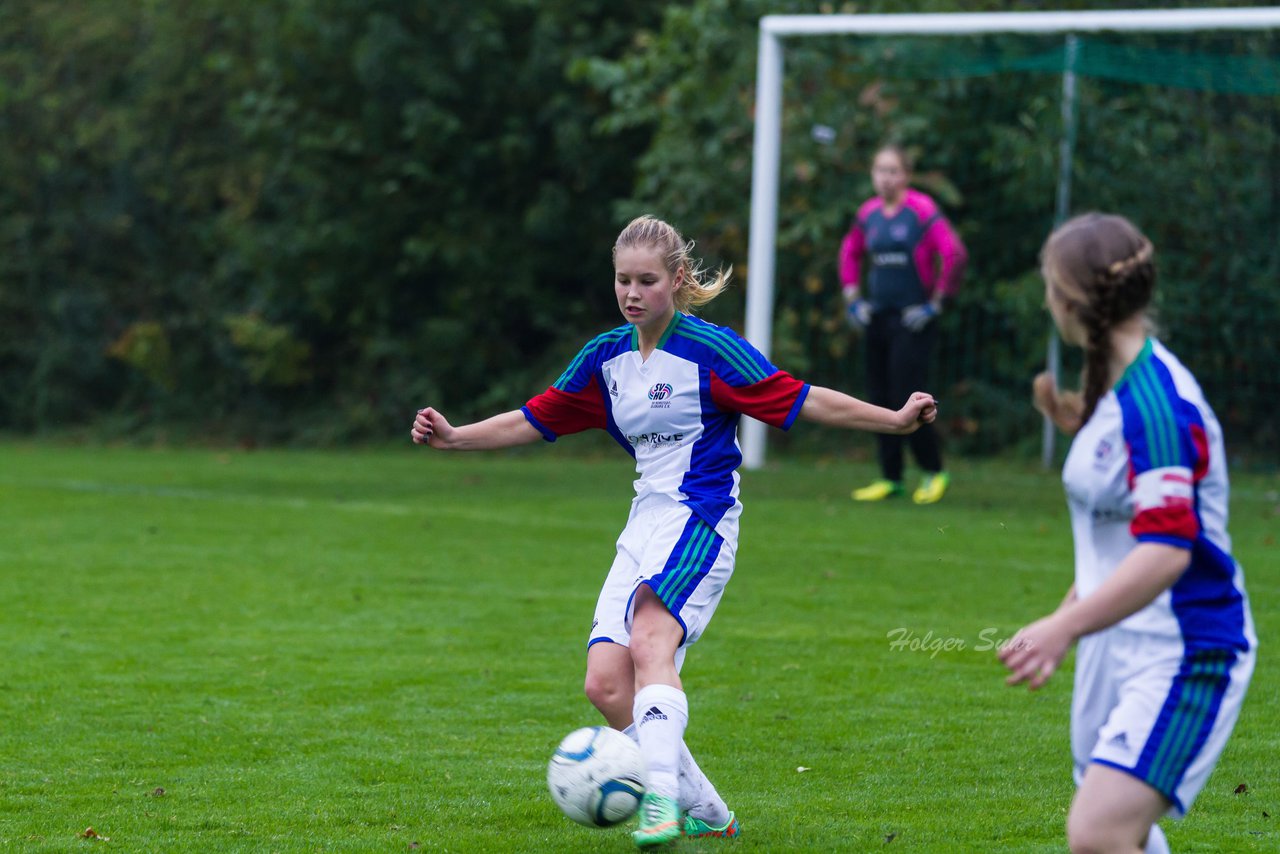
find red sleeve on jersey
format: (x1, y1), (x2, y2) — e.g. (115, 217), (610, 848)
(1131, 506), (1199, 544)
(1128, 466), (1199, 544)
(524, 380), (607, 437)
(1125, 415), (1211, 546)
(710, 370), (809, 430)
(1190, 421), (1211, 482)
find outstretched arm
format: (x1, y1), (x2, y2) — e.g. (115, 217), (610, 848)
(1032, 371), (1084, 436)
(798, 386), (937, 435)
(411, 407), (542, 451)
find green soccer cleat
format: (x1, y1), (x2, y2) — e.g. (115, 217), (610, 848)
(852, 479), (904, 501)
(912, 471), (950, 505)
(684, 810), (739, 839)
(632, 792), (681, 848)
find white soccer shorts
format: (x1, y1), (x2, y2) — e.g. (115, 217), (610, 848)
(1072, 627), (1255, 817)
(588, 494), (737, 667)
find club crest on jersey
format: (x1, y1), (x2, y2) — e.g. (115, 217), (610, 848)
(1093, 438), (1115, 470)
(648, 382), (673, 408)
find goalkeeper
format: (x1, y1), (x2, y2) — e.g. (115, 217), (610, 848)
(838, 144), (967, 504)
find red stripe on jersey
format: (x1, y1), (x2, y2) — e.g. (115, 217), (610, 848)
(1132, 503), (1199, 542)
(710, 370), (806, 428)
(1191, 422), (1210, 481)
(524, 380), (607, 436)
(1129, 466), (1199, 542)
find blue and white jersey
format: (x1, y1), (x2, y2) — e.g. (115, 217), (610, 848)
(521, 314), (810, 534)
(1062, 339), (1254, 652)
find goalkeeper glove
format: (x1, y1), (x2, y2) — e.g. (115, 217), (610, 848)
(901, 302), (938, 332)
(846, 299), (872, 331)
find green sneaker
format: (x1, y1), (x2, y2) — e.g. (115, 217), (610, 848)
(852, 479), (904, 501)
(632, 792), (681, 848)
(684, 810), (739, 839)
(912, 471), (950, 505)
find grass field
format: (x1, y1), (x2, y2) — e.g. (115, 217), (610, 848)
(0, 442), (1275, 852)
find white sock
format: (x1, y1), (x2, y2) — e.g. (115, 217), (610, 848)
(1144, 823), (1170, 854)
(677, 743), (731, 826)
(632, 684), (687, 801)
(622, 722), (729, 824)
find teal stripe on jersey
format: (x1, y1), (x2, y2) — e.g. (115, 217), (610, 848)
(1123, 365), (1162, 466)
(656, 314), (682, 348)
(1124, 370), (1165, 467)
(676, 325), (767, 384)
(672, 324), (769, 384)
(553, 328), (630, 390)
(1125, 361), (1178, 468)
(656, 523), (715, 604)
(1147, 652), (1231, 795)
(1135, 363), (1179, 467)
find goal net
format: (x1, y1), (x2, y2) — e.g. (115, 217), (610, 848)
(743, 9), (1280, 469)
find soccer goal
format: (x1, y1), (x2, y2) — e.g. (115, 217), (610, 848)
(741, 7), (1280, 470)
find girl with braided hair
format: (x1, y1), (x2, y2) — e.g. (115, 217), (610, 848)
(1000, 213), (1255, 854)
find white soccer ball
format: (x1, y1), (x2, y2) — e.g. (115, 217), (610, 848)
(547, 726), (646, 827)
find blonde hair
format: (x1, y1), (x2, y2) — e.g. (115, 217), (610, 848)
(1041, 212), (1156, 424)
(612, 215), (732, 313)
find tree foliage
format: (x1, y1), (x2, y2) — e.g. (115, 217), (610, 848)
(0, 0), (665, 439)
(1, 1), (1275, 460)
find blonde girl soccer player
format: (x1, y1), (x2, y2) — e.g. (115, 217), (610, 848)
(1000, 213), (1255, 854)
(412, 215), (937, 848)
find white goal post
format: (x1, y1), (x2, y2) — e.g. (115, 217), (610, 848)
(741, 7), (1280, 470)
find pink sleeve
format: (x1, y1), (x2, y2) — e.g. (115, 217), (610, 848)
(925, 216), (967, 298)
(911, 195), (967, 299)
(839, 198), (880, 290)
(838, 223), (865, 290)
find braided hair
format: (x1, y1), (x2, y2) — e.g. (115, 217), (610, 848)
(613, 215), (732, 313)
(1040, 213), (1156, 424)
